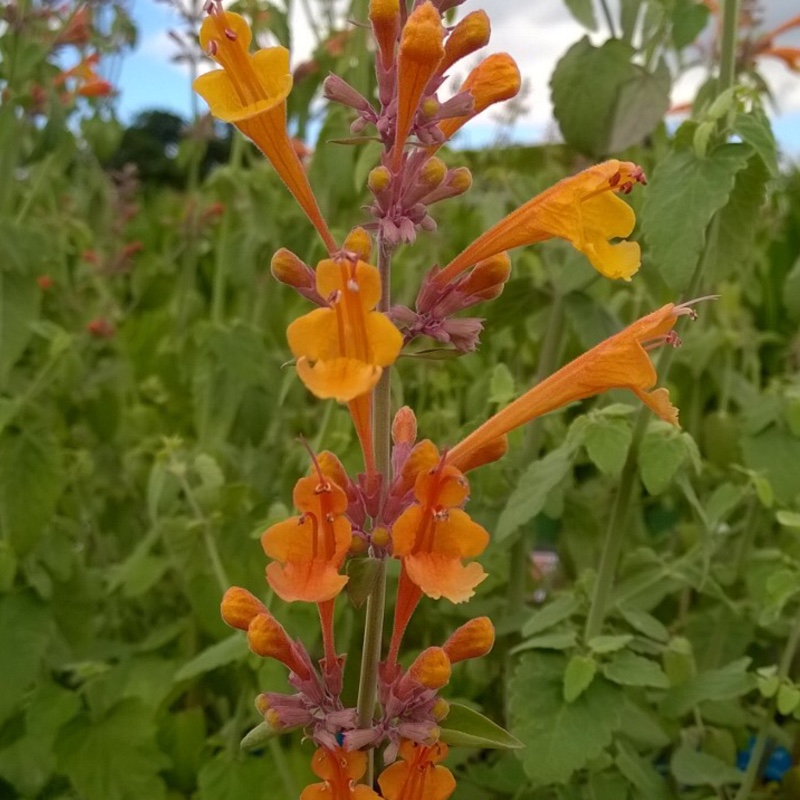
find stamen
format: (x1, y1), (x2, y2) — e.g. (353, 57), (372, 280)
(206, 39), (218, 56)
(608, 172), (621, 187)
(346, 278), (359, 292)
(297, 434), (332, 491)
(224, 27), (237, 41)
(329, 289), (342, 305)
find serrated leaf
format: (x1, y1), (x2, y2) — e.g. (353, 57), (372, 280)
(521, 594), (580, 637)
(618, 605), (669, 642)
(564, 655), (597, 702)
(551, 38), (669, 156)
(0, 429), (65, 556)
(583, 415), (633, 477)
(777, 682), (800, 716)
(439, 703), (523, 750)
(345, 558), (381, 609)
(603, 651), (670, 688)
(197, 748), (285, 800)
(511, 630), (578, 654)
(589, 634), (633, 654)
(510, 653), (622, 786)
(662, 657), (754, 716)
(173, 634), (249, 683)
(496, 445), (575, 542)
(641, 144), (752, 291)
(639, 424), (688, 495)
(670, 743), (742, 788)
(732, 108), (777, 176)
(55, 699), (169, 800)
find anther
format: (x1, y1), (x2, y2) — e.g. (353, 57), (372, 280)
(206, 39), (218, 56)
(224, 27), (237, 41)
(608, 172), (621, 187)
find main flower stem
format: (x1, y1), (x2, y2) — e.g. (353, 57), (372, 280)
(356, 237), (393, 785)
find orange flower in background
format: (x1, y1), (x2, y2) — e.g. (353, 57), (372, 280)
(55, 53), (113, 98)
(447, 302), (694, 473)
(286, 258), (403, 403)
(392, 457), (489, 603)
(393, 1), (445, 168)
(261, 473), (352, 603)
(436, 160), (645, 284)
(434, 52), (520, 146)
(194, 2), (336, 252)
(378, 741), (456, 800)
(302, 747), (381, 800)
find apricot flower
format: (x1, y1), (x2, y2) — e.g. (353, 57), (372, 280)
(437, 160), (645, 283)
(261, 474), (352, 603)
(378, 741), (456, 800)
(447, 302), (694, 473)
(392, 458), (489, 603)
(194, 2), (336, 252)
(302, 747), (381, 800)
(287, 259), (403, 402)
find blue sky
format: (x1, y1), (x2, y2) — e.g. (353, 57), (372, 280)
(112, 0), (800, 158)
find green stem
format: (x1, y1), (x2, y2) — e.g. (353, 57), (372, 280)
(507, 293), (565, 614)
(268, 739), (300, 799)
(356, 237), (394, 786)
(733, 607), (800, 800)
(598, 0), (618, 39)
(717, 0), (740, 98)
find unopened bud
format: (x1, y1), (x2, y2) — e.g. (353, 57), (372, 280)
(409, 647), (451, 689)
(460, 252), (511, 300)
(371, 527), (391, 548)
(368, 165), (392, 194)
(400, 2), (445, 66)
(317, 450), (349, 490)
(247, 613), (310, 679)
(323, 74), (371, 111)
(369, 0), (400, 68)
(441, 10), (490, 74)
(419, 157), (447, 189)
(448, 167), (472, 194)
(349, 535), (368, 555)
(392, 406), (417, 446)
(443, 617), (495, 663)
(421, 96), (440, 119)
(271, 248), (313, 290)
(343, 227), (372, 261)
(432, 697), (450, 721)
(221, 586), (268, 631)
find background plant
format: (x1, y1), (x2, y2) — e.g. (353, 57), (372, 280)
(0, 0), (799, 798)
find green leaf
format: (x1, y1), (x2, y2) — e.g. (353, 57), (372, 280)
(616, 739), (673, 800)
(0, 593), (53, 725)
(563, 0), (597, 30)
(55, 699), (169, 800)
(671, 0), (710, 49)
(641, 143), (752, 291)
(521, 594), (580, 637)
(662, 657), (754, 716)
(583, 415), (633, 477)
(345, 558), (381, 609)
(510, 653), (622, 786)
(0, 429), (64, 556)
(496, 445), (575, 542)
(588, 634), (633, 654)
(439, 703), (523, 750)
(0, 270), (40, 385)
(488, 363), (515, 405)
(511, 630), (578, 654)
(742, 426), (800, 504)
(778, 511), (800, 530)
(602, 651), (670, 688)
(173, 634), (249, 683)
(550, 38), (669, 157)
(732, 108), (778, 176)
(198, 749), (285, 800)
(639, 424), (689, 495)
(777, 682), (800, 716)
(564, 655), (597, 702)
(670, 743), (742, 788)
(618, 605), (669, 643)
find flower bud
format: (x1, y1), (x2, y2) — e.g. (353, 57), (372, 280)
(409, 647), (452, 689)
(247, 613), (310, 678)
(440, 10), (490, 74)
(448, 167), (473, 194)
(323, 74), (371, 111)
(392, 406), (417, 446)
(221, 586), (268, 631)
(460, 252), (511, 300)
(343, 226), (372, 261)
(271, 248), (314, 290)
(420, 96), (440, 119)
(419, 156), (447, 190)
(432, 697), (450, 721)
(317, 450), (350, 490)
(369, 0), (400, 68)
(368, 165), (392, 194)
(443, 617), (495, 663)
(371, 527), (391, 548)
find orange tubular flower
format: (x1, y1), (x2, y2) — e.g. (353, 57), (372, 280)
(392, 457), (489, 603)
(378, 741), (456, 800)
(287, 259), (402, 402)
(370, 0), (401, 70)
(194, 4), (336, 253)
(436, 160), (645, 284)
(261, 473), (352, 603)
(434, 53), (520, 148)
(302, 747), (381, 800)
(439, 10), (491, 75)
(447, 302), (695, 473)
(393, 2), (445, 169)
